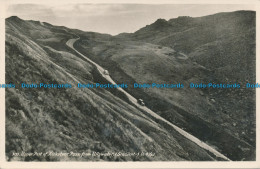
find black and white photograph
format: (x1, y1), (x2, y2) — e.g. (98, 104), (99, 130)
(0, 0), (259, 168)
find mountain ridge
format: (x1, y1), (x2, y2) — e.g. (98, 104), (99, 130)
(5, 10), (256, 161)
(6, 13), (225, 162)
(74, 10), (256, 161)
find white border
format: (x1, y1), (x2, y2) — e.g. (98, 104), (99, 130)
(0, 0), (259, 168)
(0, 0), (6, 166)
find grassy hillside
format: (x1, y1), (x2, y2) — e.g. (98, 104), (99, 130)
(5, 16), (223, 161)
(75, 10), (256, 160)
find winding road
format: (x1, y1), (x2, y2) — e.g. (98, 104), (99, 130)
(66, 37), (231, 161)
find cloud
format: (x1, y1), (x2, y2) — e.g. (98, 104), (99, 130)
(7, 4), (54, 18)
(49, 4), (145, 18)
(6, 4), (256, 35)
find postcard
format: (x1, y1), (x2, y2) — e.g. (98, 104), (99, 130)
(0, 0), (259, 168)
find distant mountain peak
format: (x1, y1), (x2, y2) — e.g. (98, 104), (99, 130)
(148, 18), (171, 30)
(153, 18), (169, 25)
(155, 18), (167, 23)
(7, 16), (21, 20)
(6, 16), (25, 24)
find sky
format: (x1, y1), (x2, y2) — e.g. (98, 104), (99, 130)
(6, 4), (256, 35)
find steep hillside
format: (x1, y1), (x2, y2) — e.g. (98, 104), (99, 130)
(5, 16), (225, 161)
(74, 11), (256, 160)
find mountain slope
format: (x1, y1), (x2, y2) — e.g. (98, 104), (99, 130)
(74, 10), (256, 160)
(5, 16), (225, 161)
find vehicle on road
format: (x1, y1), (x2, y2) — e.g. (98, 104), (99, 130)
(137, 99), (145, 106)
(103, 70), (109, 75)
